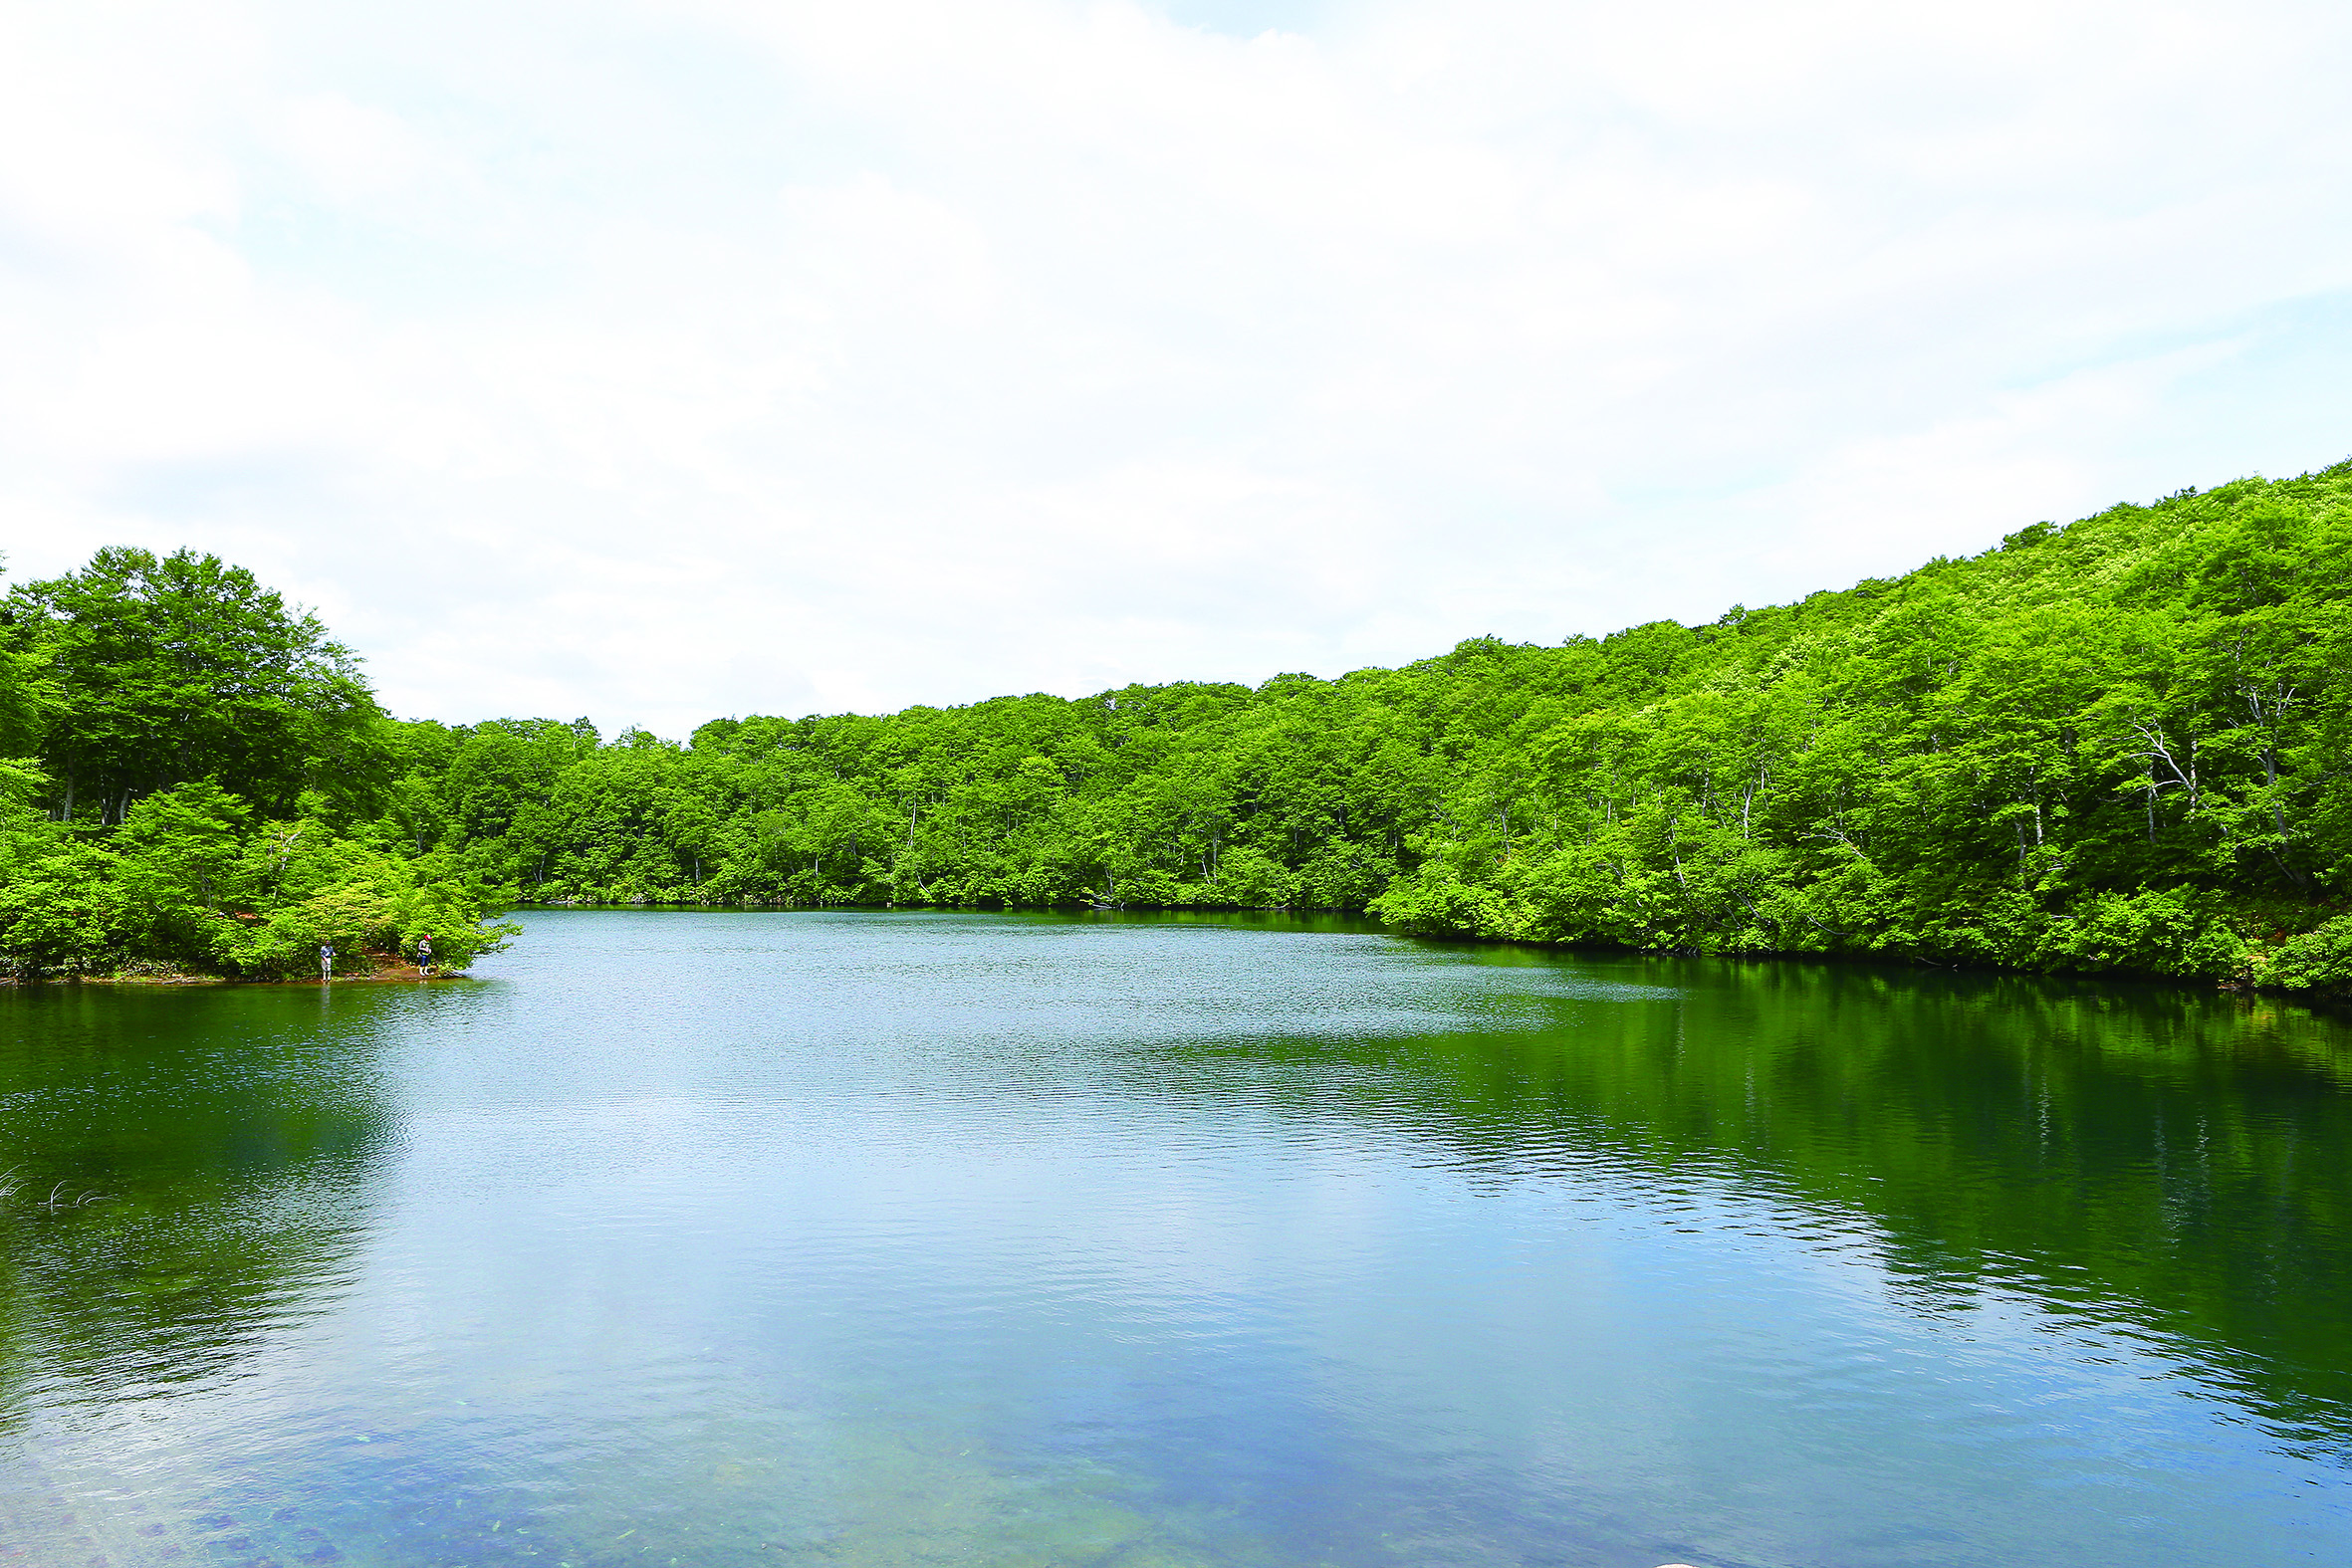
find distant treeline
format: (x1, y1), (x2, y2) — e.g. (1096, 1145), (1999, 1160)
(4, 463), (2350, 993)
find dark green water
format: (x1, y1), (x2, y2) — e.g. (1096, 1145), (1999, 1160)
(2, 910), (2350, 1567)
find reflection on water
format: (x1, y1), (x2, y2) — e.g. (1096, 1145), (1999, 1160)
(0, 987), (386, 1402)
(1, 911), (2350, 1567)
(1160, 952), (2352, 1449)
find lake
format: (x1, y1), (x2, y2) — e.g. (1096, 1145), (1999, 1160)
(2, 909), (2350, 1567)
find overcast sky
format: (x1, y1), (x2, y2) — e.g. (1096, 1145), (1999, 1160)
(5, 0), (2350, 738)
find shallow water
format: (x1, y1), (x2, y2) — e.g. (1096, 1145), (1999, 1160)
(2, 909), (2350, 1567)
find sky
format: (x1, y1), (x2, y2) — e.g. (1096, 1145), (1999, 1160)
(4, 0), (2351, 739)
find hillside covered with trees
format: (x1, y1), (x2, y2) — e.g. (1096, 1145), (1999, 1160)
(5, 463), (2350, 995)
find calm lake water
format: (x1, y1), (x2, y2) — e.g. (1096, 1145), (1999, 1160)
(3, 911), (2351, 1568)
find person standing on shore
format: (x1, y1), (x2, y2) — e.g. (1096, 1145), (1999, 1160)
(417, 935), (432, 979)
(320, 942), (334, 981)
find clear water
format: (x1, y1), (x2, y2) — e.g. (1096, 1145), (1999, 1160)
(2, 909), (2350, 1567)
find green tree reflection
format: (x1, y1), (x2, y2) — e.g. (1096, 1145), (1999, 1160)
(1174, 952), (2352, 1450)
(0, 986), (390, 1420)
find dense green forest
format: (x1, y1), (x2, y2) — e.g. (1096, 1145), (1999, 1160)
(0, 549), (511, 979)
(4, 462), (2350, 993)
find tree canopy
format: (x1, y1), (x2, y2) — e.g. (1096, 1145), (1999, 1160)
(3, 548), (389, 822)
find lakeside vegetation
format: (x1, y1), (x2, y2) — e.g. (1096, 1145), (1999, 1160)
(3, 461), (2349, 994)
(0, 549), (511, 979)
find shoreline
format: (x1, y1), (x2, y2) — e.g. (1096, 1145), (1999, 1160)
(9, 909), (2344, 1014)
(13, 965), (475, 989)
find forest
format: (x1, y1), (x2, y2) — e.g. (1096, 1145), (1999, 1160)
(3, 461), (2349, 995)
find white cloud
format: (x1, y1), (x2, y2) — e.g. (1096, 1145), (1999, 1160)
(3, 0), (2350, 737)
(271, 93), (432, 203)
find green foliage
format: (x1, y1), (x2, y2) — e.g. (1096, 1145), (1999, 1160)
(372, 462), (2352, 996)
(0, 784), (516, 981)
(0, 808), (116, 975)
(3, 547), (392, 823)
(207, 832), (519, 980)
(2261, 915), (2352, 998)
(0, 551), (514, 983)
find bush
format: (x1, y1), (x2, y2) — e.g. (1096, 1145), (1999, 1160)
(0, 789), (518, 981)
(2264, 916), (2352, 998)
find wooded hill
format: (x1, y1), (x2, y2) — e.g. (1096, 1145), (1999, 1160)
(5, 463), (2349, 993)
(380, 464), (2352, 995)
